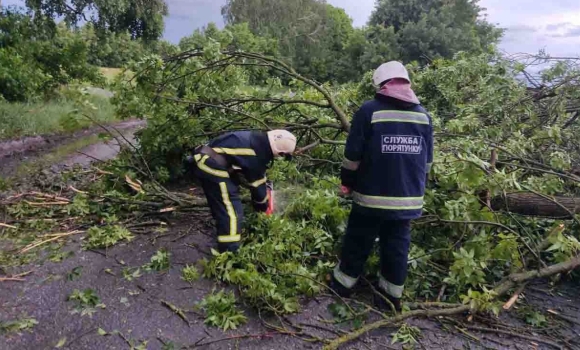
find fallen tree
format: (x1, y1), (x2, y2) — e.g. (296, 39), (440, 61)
(491, 192), (580, 218)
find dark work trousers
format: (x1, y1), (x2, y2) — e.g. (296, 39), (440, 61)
(335, 209), (411, 298)
(193, 155), (244, 252)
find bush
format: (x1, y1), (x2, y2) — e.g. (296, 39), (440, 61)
(0, 8), (104, 102)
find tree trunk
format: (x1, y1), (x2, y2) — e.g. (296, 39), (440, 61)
(491, 192), (580, 218)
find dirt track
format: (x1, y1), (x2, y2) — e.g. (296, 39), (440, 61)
(1, 125), (580, 350)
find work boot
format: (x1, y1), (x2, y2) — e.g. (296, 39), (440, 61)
(329, 274), (353, 298)
(218, 242), (240, 254)
(373, 289), (402, 313)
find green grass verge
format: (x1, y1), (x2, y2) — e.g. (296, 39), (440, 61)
(0, 94), (116, 141)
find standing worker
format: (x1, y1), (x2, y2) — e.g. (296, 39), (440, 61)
(188, 130), (297, 253)
(331, 62), (434, 312)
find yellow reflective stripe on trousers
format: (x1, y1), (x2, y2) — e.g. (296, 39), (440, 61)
(333, 264), (358, 289)
(371, 110), (429, 125)
(352, 192), (424, 210)
(378, 273), (404, 298)
(218, 235), (241, 243)
(213, 147), (256, 156)
(219, 182), (237, 237)
(197, 155), (229, 178)
(249, 177), (267, 188)
(342, 158), (360, 171)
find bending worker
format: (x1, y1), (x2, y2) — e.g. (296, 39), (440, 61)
(189, 130), (297, 253)
(331, 62), (434, 312)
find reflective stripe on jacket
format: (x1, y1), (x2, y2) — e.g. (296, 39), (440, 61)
(341, 94), (433, 220)
(194, 131), (273, 204)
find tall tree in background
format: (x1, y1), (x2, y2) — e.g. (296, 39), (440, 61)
(222, 0), (355, 82)
(24, 0), (168, 41)
(369, 0), (502, 63)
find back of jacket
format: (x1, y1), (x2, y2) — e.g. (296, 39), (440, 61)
(341, 95), (433, 220)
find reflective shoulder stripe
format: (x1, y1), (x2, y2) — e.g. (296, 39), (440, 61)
(194, 154), (202, 162)
(378, 273), (404, 298)
(197, 155), (230, 178)
(352, 192), (424, 210)
(249, 177), (267, 188)
(218, 235), (241, 243)
(213, 147), (256, 156)
(333, 264), (358, 289)
(342, 158), (360, 171)
(372, 110), (429, 125)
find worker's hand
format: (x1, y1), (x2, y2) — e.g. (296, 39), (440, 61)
(340, 185), (352, 196)
(253, 201), (269, 213)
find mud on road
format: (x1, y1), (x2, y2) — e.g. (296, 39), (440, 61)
(0, 120), (145, 179)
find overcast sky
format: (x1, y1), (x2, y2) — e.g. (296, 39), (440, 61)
(4, 0), (580, 57)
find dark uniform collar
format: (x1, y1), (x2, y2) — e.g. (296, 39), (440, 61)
(251, 131), (274, 166)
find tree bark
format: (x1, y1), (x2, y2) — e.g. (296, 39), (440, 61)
(491, 192), (580, 218)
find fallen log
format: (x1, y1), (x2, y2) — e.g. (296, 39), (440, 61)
(491, 192), (580, 218)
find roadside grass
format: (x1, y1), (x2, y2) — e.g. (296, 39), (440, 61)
(0, 94), (116, 141)
(99, 67), (123, 83)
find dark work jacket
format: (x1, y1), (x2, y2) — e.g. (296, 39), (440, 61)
(195, 131), (273, 204)
(341, 94), (434, 220)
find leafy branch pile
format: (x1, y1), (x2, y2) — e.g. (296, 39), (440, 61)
(108, 31), (580, 336)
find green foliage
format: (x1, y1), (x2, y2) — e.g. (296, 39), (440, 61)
(198, 289), (247, 331)
(0, 317), (38, 334)
(546, 228), (580, 263)
(122, 267), (143, 281)
(68, 288), (105, 316)
(81, 24), (157, 68)
(0, 9), (103, 102)
(524, 310), (547, 327)
(328, 302), (367, 328)
(23, 0), (168, 41)
(83, 225), (133, 249)
(445, 247), (487, 289)
(181, 265), (200, 284)
(145, 250), (170, 271)
(67, 266), (83, 281)
(0, 92), (116, 140)
(461, 287), (501, 316)
(201, 187), (346, 314)
(369, 0), (502, 64)
(391, 323), (421, 346)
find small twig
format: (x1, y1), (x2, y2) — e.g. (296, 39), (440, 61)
(0, 277), (25, 282)
(19, 230), (84, 253)
(463, 325), (563, 349)
(189, 332), (281, 348)
(437, 284), (447, 302)
(161, 300), (191, 327)
(503, 283), (527, 310)
(0, 223), (17, 229)
(547, 309), (580, 326)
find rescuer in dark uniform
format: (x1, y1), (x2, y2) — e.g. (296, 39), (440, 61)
(331, 62), (434, 312)
(188, 130), (297, 253)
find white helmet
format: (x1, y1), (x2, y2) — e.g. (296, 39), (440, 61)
(372, 61), (411, 87)
(267, 130), (297, 157)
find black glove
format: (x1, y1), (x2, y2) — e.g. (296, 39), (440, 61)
(253, 200), (269, 213)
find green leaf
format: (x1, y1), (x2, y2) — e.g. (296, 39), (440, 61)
(55, 337), (67, 348)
